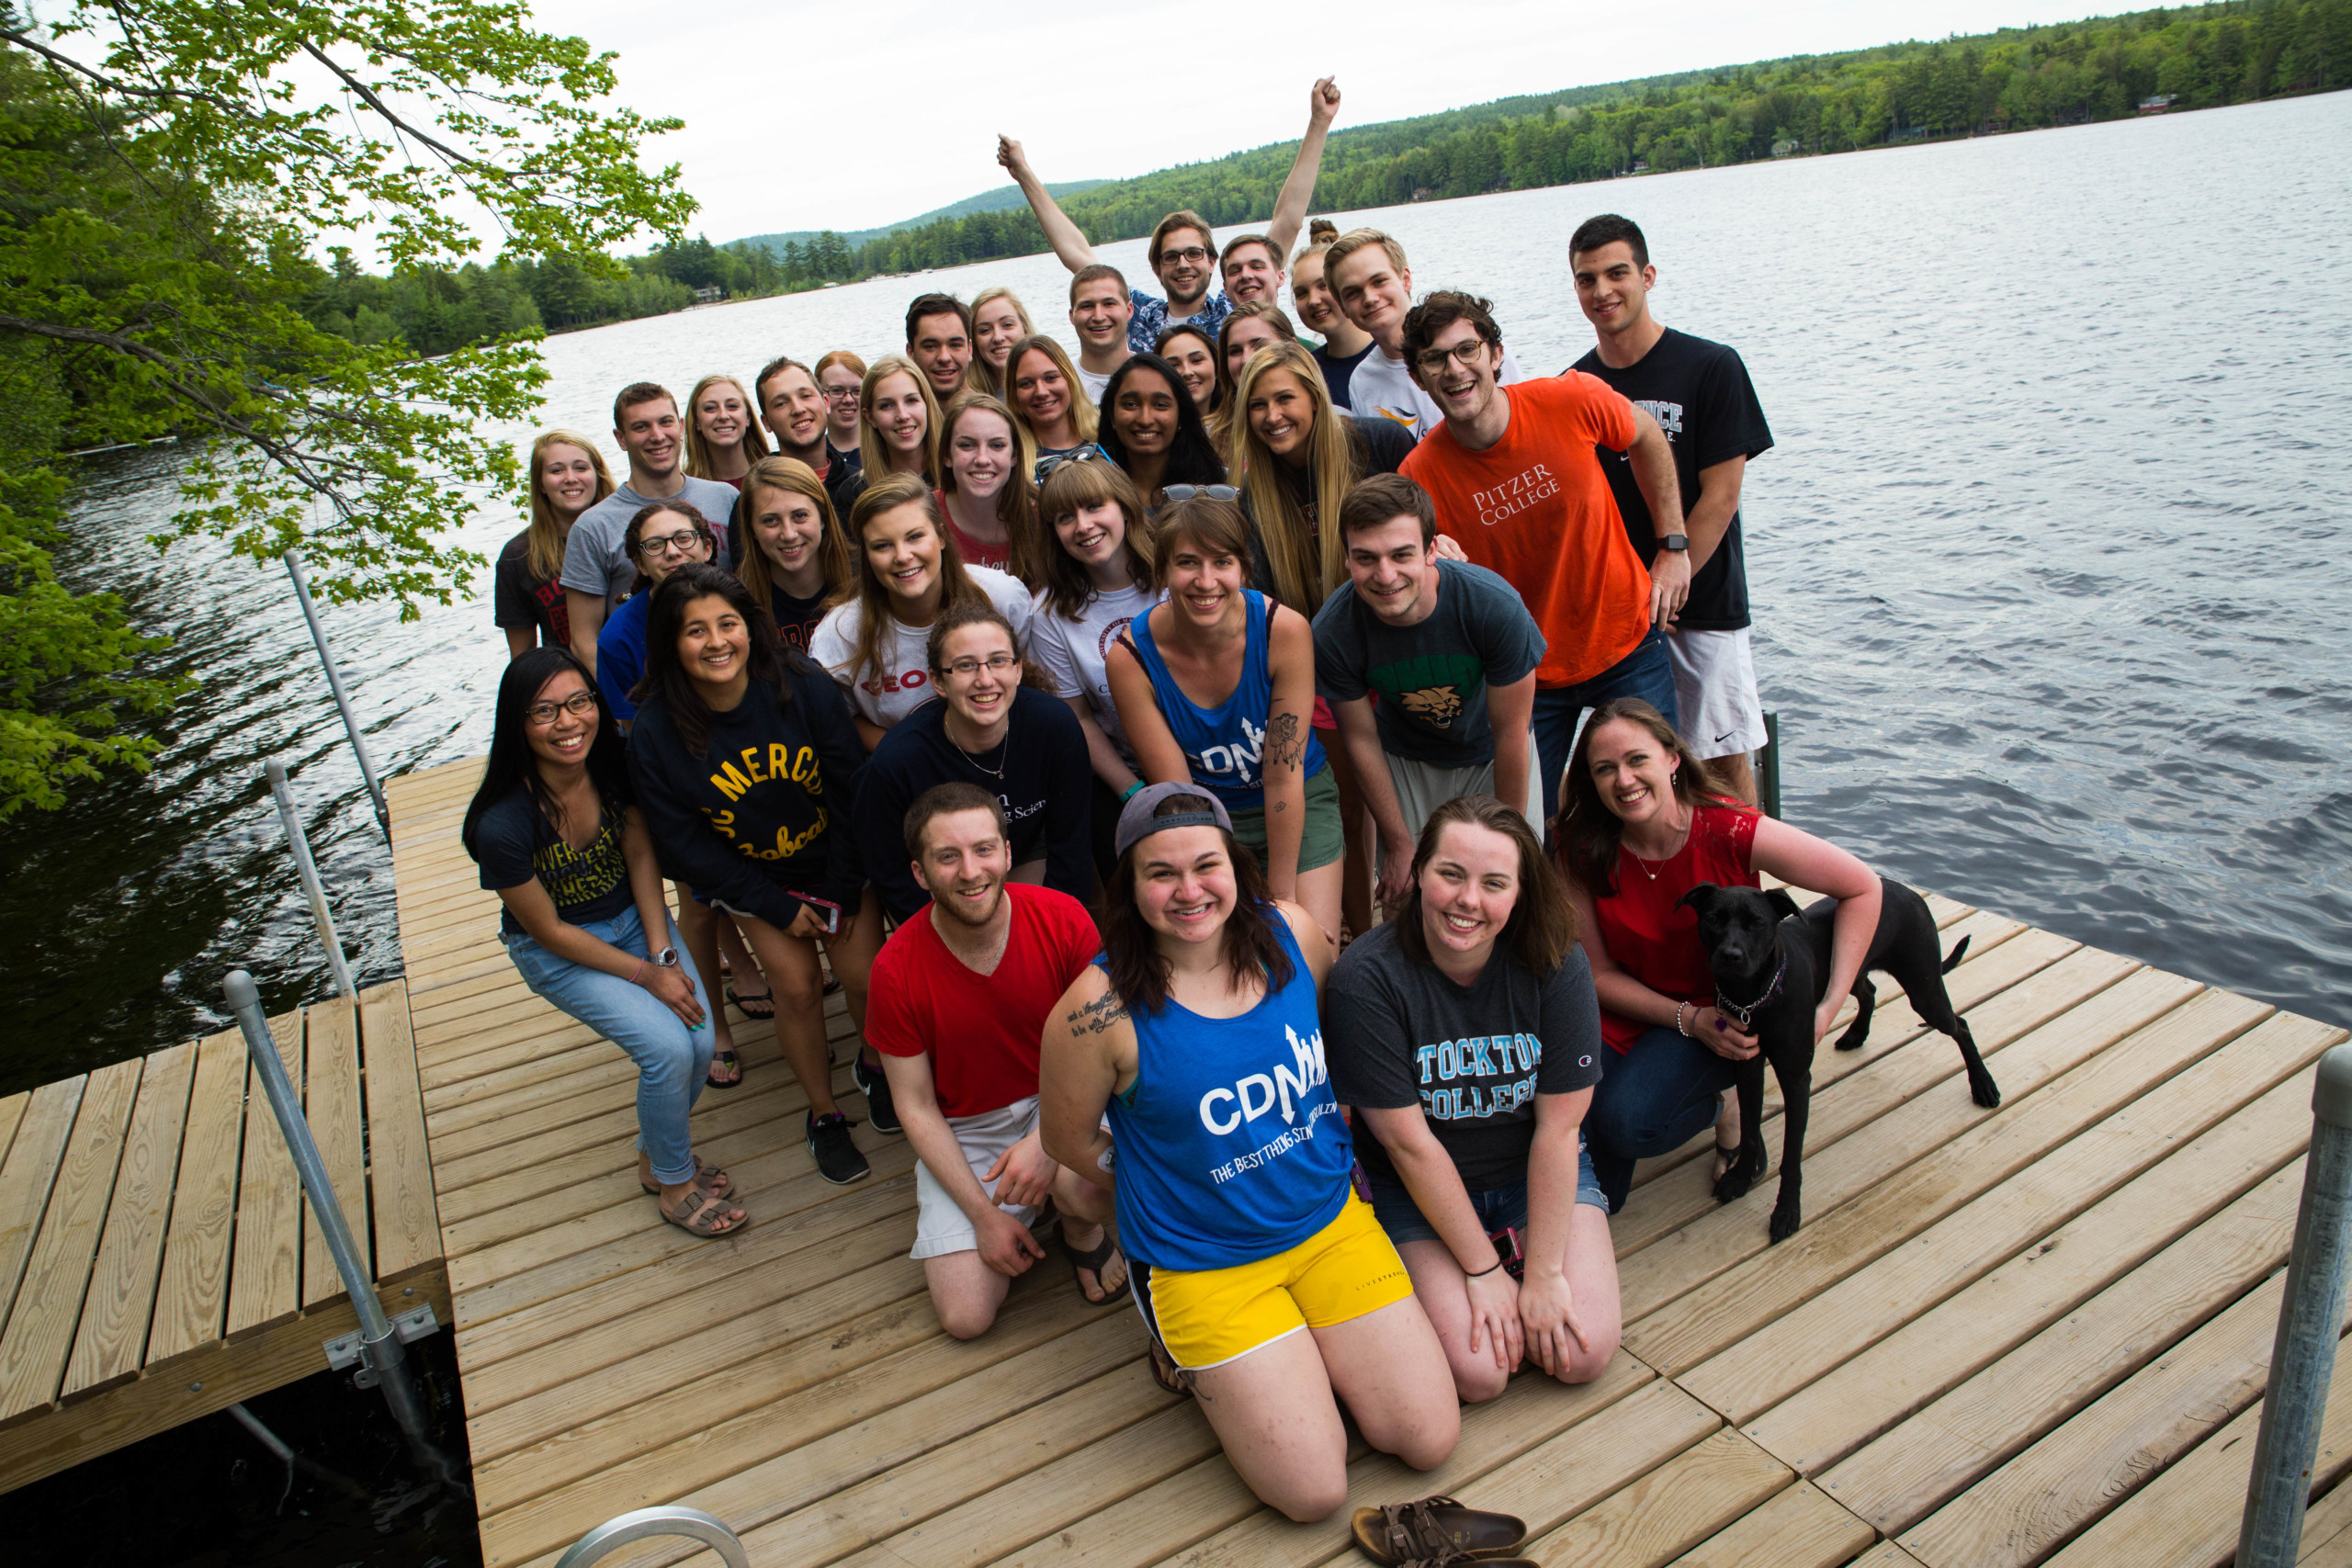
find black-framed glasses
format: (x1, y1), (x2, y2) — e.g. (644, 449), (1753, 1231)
(526, 690), (600, 727)
(631, 527), (707, 558)
(1035, 445), (1112, 480)
(1160, 484), (1240, 502)
(1413, 338), (1494, 375)
(1159, 246), (1211, 265)
(938, 651), (1022, 679)
(820, 384), (861, 401)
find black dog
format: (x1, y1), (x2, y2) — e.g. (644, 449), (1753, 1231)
(1676, 877), (2001, 1243)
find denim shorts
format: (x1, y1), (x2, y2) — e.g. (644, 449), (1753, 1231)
(1365, 1137), (1608, 1249)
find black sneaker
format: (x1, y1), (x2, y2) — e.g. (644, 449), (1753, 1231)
(854, 1053), (901, 1135)
(806, 1111), (869, 1185)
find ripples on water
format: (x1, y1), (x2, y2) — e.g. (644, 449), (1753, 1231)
(2, 94), (2345, 1091)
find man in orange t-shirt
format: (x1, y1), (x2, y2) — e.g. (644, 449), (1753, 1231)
(1396, 291), (1690, 820)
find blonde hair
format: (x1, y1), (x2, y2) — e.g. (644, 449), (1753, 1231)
(841, 474), (993, 702)
(736, 456), (854, 613)
(1229, 342), (1357, 612)
(1322, 227), (1410, 288)
(1034, 459), (1155, 620)
(858, 355), (943, 485)
(682, 373), (771, 479)
(938, 391), (1040, 570)
(967, 288), (1036, 396)
(1003, 334), (1099, 447)
(525, 431), (616, 581)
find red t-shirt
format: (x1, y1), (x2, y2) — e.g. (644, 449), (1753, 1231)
(933, 491), (1014, 572)
(1399, 374), (1651, 688)
(864, 883), (1101, 1118)
(1591, 804), (1761, 1053)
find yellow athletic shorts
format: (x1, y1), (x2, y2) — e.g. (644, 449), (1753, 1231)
(1132, 1193), (1414, 1371)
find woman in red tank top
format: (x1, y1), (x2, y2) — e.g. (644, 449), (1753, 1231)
(1551, 700), (1883, 1213)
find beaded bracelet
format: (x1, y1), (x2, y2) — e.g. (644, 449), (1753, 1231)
(1676, 1000), (1692, 1037)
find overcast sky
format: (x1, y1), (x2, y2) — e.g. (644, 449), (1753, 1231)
(531, 0), (2106, 245)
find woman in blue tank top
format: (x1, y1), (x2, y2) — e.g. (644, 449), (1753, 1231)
(1040, 784), (1458, 1523)
(1105, 494), (1347, 943)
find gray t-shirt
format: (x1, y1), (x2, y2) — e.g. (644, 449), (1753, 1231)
(1325, 919), (1603, 1191)
(1312, 558), (1545, 767)
(560, 475), (741, 606)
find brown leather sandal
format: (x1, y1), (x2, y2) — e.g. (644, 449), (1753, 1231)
(1351, 1495), (1528, 1564)
(658, 1186), (748, 1237)
(640, 1155), (733, 1198)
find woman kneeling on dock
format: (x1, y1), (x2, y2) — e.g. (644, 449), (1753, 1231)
(1041, 785), (1458, 1522)
(1555, 699), (1883, 1213)
(1324, 795), (1619, 1402)
(462, 647), (746, 1236)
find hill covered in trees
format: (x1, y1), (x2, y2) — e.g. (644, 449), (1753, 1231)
(300, 0), (2346, 345)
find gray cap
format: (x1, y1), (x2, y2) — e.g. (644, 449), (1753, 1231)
(1114, 783), (1234, 860)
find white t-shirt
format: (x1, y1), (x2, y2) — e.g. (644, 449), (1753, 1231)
(1345, 344), (1528, 442)
(1077, 365), (1115, 407)
(808, 564), (1035, 729)
(1027, 581), (1162, 763)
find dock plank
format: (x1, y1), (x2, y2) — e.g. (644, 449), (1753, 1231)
(62, 1043), (197, 1398)
(0, 1058), (141, 1421)
(301, 996), (370, 1308)
(225, 1008), (306, 1339)
(1525, 1427), (1791, 1567)
(358, 984), (442, 1281)
(144, 1031), (250, 1363)
(1664, 1479), (1874, 1568)
(0, 1077), (83, 1338)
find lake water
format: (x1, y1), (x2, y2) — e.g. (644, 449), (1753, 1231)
(3, 92), (2346, 1093)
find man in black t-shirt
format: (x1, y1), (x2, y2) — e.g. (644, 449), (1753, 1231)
(1566, 214), (1775, 804)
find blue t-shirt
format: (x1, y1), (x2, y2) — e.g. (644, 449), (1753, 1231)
(1104, 916), (1352, 1271)
(1126, 591), (1325, 809)
(595, 592), (651, 725)
(1130, 288), (1235, 355)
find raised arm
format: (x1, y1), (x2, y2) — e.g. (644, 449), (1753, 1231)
(997, 135), (1097, 274)
(1267, 78), (1342, 258)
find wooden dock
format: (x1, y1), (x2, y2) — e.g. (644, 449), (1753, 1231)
(0, 982), (447, 1491)
(215, 754), (2352, 1565)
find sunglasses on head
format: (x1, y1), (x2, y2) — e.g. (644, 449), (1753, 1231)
(1035, 444), (1113, 480)
(1160, 484), (1239, 502)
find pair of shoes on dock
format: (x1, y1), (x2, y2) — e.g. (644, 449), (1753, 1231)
(1353, 1495), (1532, 1564)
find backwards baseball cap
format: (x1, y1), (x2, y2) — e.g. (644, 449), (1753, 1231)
(1114, 783), (1234, 860)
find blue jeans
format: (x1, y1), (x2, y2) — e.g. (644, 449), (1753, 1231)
(503, 907), (713, 1186)
(1532, 630), (1680, 826)
(1364, 1141), (1609, 1249)
(1586, 1025), (1738, 1213)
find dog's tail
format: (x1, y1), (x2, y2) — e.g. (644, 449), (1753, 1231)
(1941, 934), (1973, 975)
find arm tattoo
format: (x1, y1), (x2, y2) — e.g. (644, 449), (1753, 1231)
(1065, 990), (1131, 1036)
(1264, 711), (1304, 770)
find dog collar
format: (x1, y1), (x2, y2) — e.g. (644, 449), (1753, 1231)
(1717, 954), (1787, 1032)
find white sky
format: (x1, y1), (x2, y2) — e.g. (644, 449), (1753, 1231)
(530, 0), (2113, 245)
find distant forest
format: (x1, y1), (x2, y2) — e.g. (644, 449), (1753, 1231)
(302, 0), (2346, 350)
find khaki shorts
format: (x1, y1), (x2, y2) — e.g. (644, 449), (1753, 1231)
(1380, 747), (1548, 857)
(911, 1096), (1042, 1260)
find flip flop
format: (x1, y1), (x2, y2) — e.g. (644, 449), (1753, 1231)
(1351, 1495), (1529, 1565)
(706, 1048), (744, 1089)
(1147, 1337), (1192, 1399)
(726, 984), (775, 1021)
(1061, 1227), (1130, 1308)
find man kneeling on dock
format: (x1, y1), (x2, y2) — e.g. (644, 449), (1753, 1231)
(865, 784), (1127, 1337)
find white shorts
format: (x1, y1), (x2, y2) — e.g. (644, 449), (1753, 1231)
(911, 1096), (1042, 1260)
(1666, 627), (1767, 760)
(1380, 747), (1548, 856)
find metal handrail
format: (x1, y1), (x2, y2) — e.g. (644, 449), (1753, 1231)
(221, 969), (465, 1493)
(2236, 1042), (2352, 1563)
(553, 1506), (749, 1568)
(283, 549), (391, 842)
(266, 759), (354, 998)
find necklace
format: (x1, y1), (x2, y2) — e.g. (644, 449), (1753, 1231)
(1623, 810), (1692, 881)
(956, 729), (1010, 780)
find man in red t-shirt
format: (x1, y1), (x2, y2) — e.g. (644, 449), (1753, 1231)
(865, 783), (1125, 1339)
(1396, 291), (1690, 823)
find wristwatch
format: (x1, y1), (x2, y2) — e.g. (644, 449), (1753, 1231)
(1659, 533), (1689, 552)
(651, 946), (680, 968)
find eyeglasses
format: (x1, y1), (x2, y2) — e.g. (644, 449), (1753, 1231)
(526, 691), (599, 727)
(939, 651), (1022, 679)
(632, 528), (707, 558)
(820, 385), (861, 402)
(1035, 445), (1112, 480)
(1159, 246), (1211, 265)
(1160, 484), (1240, 502)
(1413, 339), (1493, 375)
